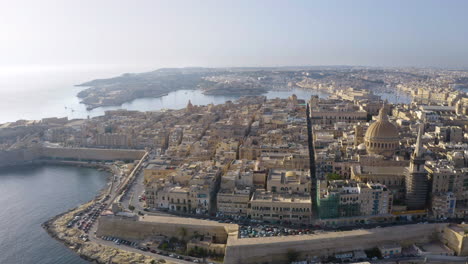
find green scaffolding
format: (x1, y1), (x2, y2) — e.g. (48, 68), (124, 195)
(317, 193), (361, 219)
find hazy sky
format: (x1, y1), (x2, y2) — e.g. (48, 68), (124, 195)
(1, 0), (468, 69)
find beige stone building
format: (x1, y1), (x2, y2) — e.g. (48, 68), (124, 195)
(143, 164), (176, 185)
(351, 165), (406, 200)
(431, 192), (456, 219)
(309, 101), (368, 125)
(95, 133), (133, 148)
(249, 191), (312, 223)
(323, 180), (393, 217)
(217, 188), (251, 217)
(267, 169), (310, 195)
(189, 184), (211, 214)
(426, 160), (468, 217)
(153, 185), (191, 213)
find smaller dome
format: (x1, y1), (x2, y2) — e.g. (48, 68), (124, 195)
(357, 143), (366, 150)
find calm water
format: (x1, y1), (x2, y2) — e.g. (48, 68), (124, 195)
(0, 67), (332, 123)
(0, 165), (109, 264)
(0, 66), (131, 123)
(0, 67), (411, 124)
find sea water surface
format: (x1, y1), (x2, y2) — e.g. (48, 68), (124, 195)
(0, 165), (109, 264)
(0, 66), (411, 124)
(0, 66), (334, 124)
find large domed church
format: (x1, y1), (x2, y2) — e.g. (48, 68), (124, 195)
(364, 105), (399, 158)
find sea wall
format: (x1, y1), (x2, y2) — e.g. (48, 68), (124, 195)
(0, 145), (41, 166)
(41, 147), (145, 161)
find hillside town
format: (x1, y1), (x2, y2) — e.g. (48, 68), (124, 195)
(2, 67), (468, 263)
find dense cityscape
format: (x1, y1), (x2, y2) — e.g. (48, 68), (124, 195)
(0, 67), (467, 263)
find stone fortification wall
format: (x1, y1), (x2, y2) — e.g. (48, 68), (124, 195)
(0, 146), (145, 167)
(40, 147), (145, 161)
(0, 145), (41, 166)
(442, 225), (468, 256)
(443, 225), (464, 255)
(224, 223), (447, 264)
(96, 214), (447, 264)
(96, 215), (233, 244)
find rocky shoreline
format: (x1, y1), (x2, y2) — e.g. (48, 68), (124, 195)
(41, 176), (161, 264)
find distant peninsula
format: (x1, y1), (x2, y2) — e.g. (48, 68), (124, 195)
(75, 67), (294, 110)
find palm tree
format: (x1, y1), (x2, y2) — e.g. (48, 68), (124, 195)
(178, 227), (188, 242)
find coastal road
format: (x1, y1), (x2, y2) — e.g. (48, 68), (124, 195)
(122, 165), (145, 213)
(120, 166), (146, 212)
(121, 151), (158, 212)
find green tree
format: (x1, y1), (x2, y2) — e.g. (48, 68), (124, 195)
(128, 204), (135, 211)
(326, 172), (341, 181)
(286, 249), (300, 263)
(159, 242), (169, 250)
(169, 236), (178, 244)
(178, 227), (188, 242)
(365, 247), (382, 259)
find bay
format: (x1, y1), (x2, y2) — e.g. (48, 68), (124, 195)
(0, 165), (109, 264)
(0, 66), (330, 124)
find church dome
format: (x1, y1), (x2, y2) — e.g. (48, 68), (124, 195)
(364, 106), (399, 157)
(357, 143), (366, 151)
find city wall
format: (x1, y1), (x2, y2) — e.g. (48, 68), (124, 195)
(224, 223), (446, 264)
(96, 213), (449, 264)
(41, 147), (145, 161)
(96, 215), (235, 244)
(441, 225), (468, 256)
(0, 145), (41, 167)
(0, 146), (145, 167)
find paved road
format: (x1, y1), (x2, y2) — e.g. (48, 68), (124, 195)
(119, 152), (159, 213)
(120, 165), (146, 212)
